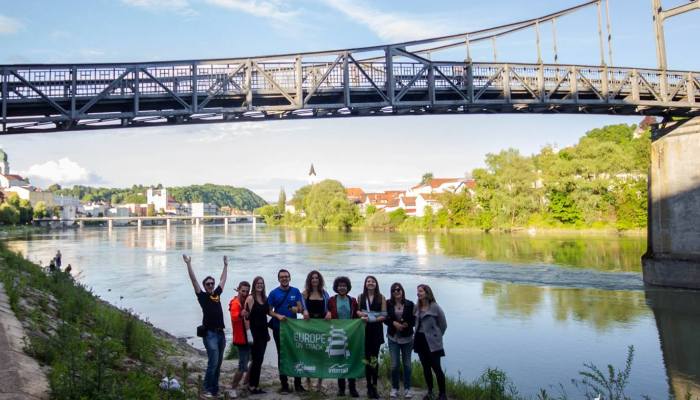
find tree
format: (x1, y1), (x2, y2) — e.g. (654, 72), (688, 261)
(17, 199), (33, 224)
(0, 203), (20, 225)
(277, 187), (287, 214)
(420, 172), (434, 185)
(365, 204), (377, 216)
(123, 194), (146, 204)
(291, 185), (312, 214)
(256, 204), (279, 225)
(47, 183), (62, 192)
(33, 201), (48, 219)
(305, 180), (356, 229)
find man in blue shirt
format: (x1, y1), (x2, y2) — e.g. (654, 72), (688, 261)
(268, 268), (306, 394)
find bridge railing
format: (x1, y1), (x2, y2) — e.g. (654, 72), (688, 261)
(2, 59), (699, 132)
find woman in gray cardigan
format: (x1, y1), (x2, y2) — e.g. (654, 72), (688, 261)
(414, 284), (447, 400)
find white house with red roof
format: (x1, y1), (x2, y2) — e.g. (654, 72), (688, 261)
(409, 177), (475, 196)
(415, 193), (443, 217)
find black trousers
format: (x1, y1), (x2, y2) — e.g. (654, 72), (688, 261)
(248, 338), (267, 388)
(364, 341), (381, 388)
(417, 351), (446, 395)
(272, 328), (302, 388)
(337, 378), (357, 392)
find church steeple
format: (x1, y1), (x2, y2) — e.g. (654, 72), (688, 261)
(308, 163), (317, 185)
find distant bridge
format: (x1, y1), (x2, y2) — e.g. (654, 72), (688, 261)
(2, 0), (698, 134)
(35, 214), (262, 229)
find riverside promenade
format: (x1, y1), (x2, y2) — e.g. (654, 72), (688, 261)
(0, 284), (49, 400)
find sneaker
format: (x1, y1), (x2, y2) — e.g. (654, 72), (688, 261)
(202, 392), (216, 399)
(422, 392), (434, 400)
(295, 385), (307, 393)
(437, 394), (447, 400)
(337, 389), (346, 397)
(390, 388), (399, 398)
(228, 389), (238, 398)
(349, 388), (360, 398)
(280, 385), (291, 395)
(405, 389), (414, 398)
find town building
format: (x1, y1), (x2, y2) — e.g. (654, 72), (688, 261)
(0, 149), (30, 189)
(3, 186), (55, 207)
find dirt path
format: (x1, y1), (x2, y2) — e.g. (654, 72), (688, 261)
(0, 284), (50, 400)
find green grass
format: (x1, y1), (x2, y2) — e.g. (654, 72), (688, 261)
(0, 243), (198, 399)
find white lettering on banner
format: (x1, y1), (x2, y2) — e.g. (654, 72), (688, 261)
(328, 363), (350, 374)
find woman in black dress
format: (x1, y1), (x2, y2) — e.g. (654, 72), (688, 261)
(357, 275), (387, 399)
(302, 270), (330, 391)
(243, 276), (271, 395)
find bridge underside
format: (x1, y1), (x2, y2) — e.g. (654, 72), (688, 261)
(2, 61), (699, 134)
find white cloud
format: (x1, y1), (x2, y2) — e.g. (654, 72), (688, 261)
(320, 0), (448, 42)
(0, 15), (23, 35)
(203, 0), (298, 22)
(121, 0), (196, 16)
(23, 158), (102, 186)
(186, 122), (306, 143)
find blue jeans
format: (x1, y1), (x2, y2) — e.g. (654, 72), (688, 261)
(388, 338), (413, 390)
(237, 344), (251, 372)
(202, 330), (226, 395)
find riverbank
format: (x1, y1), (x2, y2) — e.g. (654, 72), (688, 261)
(0, 240), (559, 400)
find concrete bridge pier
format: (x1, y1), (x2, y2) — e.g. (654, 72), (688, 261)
(107, 220), (113, 230)
(643, 117), (700, 289)
(137, 219), (142, 230)
(252, 216), (257, 229)
(166, 219), (171, 230)
(224, 218), (229, 229)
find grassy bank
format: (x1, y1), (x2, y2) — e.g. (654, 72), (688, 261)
(0, 225), (50, 237)
(0, 242), (202, 399)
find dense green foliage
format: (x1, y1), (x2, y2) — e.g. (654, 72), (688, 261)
(0, 244), (200, 399)
(52, 183), (266, 210)
(260, 179), (360, 230)
(0, 193), (33, 225)
(274, 124), (650, 232)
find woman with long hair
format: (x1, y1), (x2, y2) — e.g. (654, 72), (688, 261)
(385, 282), (415, 398)
(301, 270), (330, 391)
(243, 276), (271, 395)
(357, 275), (387, 399)
(414, 284), (447, 400)
(327, 276), (360, 398)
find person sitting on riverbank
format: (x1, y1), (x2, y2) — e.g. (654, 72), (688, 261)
(228, 281), (251, 399)
(302, 270), (331, 392)
(244, 276), (271, 395)
(386, 282), (415, 399)
(327, 276), (360, 398)
(183, 254), (229, 398)
(358, 275), (387, 399)
(268, 269), (306, 394)
(414, 284), (447, 400)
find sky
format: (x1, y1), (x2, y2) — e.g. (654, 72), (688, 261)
(0, 0), (698, 200)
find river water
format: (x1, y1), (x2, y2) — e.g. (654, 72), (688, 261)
(6, 225), (700, 399)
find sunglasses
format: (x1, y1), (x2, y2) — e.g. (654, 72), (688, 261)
(205, 281), (215, 287)
(392, 288), (402, 292)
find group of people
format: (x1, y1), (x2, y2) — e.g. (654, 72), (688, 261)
(184, 255), (448, 400)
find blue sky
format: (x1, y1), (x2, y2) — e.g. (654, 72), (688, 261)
(1, 0), (698, 200)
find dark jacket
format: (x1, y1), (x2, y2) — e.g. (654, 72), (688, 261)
(328, 295), (359, 319)
(385, 299), (415, 339)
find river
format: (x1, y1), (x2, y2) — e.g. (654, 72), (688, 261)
(6, 224), (700, 399)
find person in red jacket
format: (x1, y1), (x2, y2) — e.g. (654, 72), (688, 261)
(228, 281), (251, 399)
(327, 276), (360, 398)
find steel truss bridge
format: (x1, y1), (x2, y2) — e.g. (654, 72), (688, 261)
(1, 0), (699, 134)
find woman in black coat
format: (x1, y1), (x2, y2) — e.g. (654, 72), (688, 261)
(385, 282), (415, 398)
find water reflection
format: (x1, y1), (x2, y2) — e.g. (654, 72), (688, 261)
(482, 282), (648, 330)
(646, 288), (700, 399)
(277, 229), (645, 272)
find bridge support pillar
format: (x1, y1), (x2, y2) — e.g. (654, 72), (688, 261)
(166, 219), (171, 230)
(195, 218), (200, 226)
(108, 220), (113, 230)
(252, 216), (257, 229)
(643, 117), (700, 289)
(224, 218), (228, 229)
(137, 219), (142, 230)
(78, 220), (84, 228)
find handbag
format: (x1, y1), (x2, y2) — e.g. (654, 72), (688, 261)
(196, 325), (207, 338)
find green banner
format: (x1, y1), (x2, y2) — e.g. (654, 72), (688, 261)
(280, 319), (365, 379)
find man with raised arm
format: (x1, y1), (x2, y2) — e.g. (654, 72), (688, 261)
(183, 254), (229, 399)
